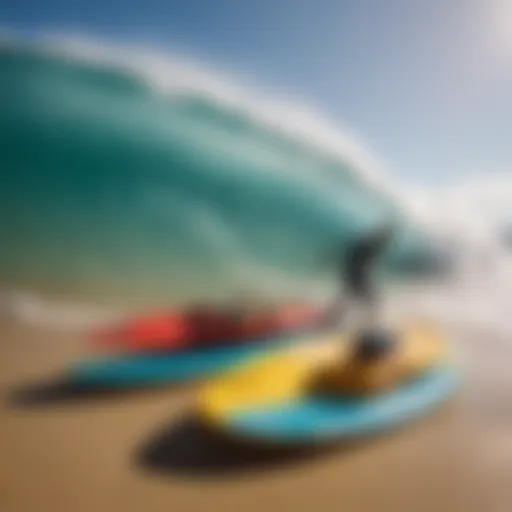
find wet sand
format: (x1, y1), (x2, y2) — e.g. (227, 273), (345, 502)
(1, 322), (512, 512)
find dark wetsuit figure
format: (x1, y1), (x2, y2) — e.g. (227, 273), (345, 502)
(342, 225), (396, 358)
(343, 225), (394, 304)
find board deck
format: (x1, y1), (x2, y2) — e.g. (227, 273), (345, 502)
(197, 322), (459, 444)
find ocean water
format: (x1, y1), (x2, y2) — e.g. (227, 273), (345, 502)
(0, 34), (473, 328)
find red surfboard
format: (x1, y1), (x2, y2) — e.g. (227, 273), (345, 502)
(92, 303), (328, 354)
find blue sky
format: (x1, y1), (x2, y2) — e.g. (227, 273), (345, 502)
(2, 0), (512, 186)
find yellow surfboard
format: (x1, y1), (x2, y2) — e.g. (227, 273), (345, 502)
(197, 321), (457, 445)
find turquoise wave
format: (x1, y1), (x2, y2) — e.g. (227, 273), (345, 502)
(0, 38), (442, 309)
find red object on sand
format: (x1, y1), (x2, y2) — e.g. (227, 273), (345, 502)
(92, 303), (326, 353)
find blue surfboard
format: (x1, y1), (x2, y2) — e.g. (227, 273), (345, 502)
(217, 366), (458, 444)
(68, 333), (311, 387)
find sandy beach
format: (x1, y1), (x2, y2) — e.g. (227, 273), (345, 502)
(2, 321), (512, 512)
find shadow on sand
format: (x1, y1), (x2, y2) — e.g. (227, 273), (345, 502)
(6, 377), (188, 408)
(133, 399), (458, 480)
(133, 413), (373, 480)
